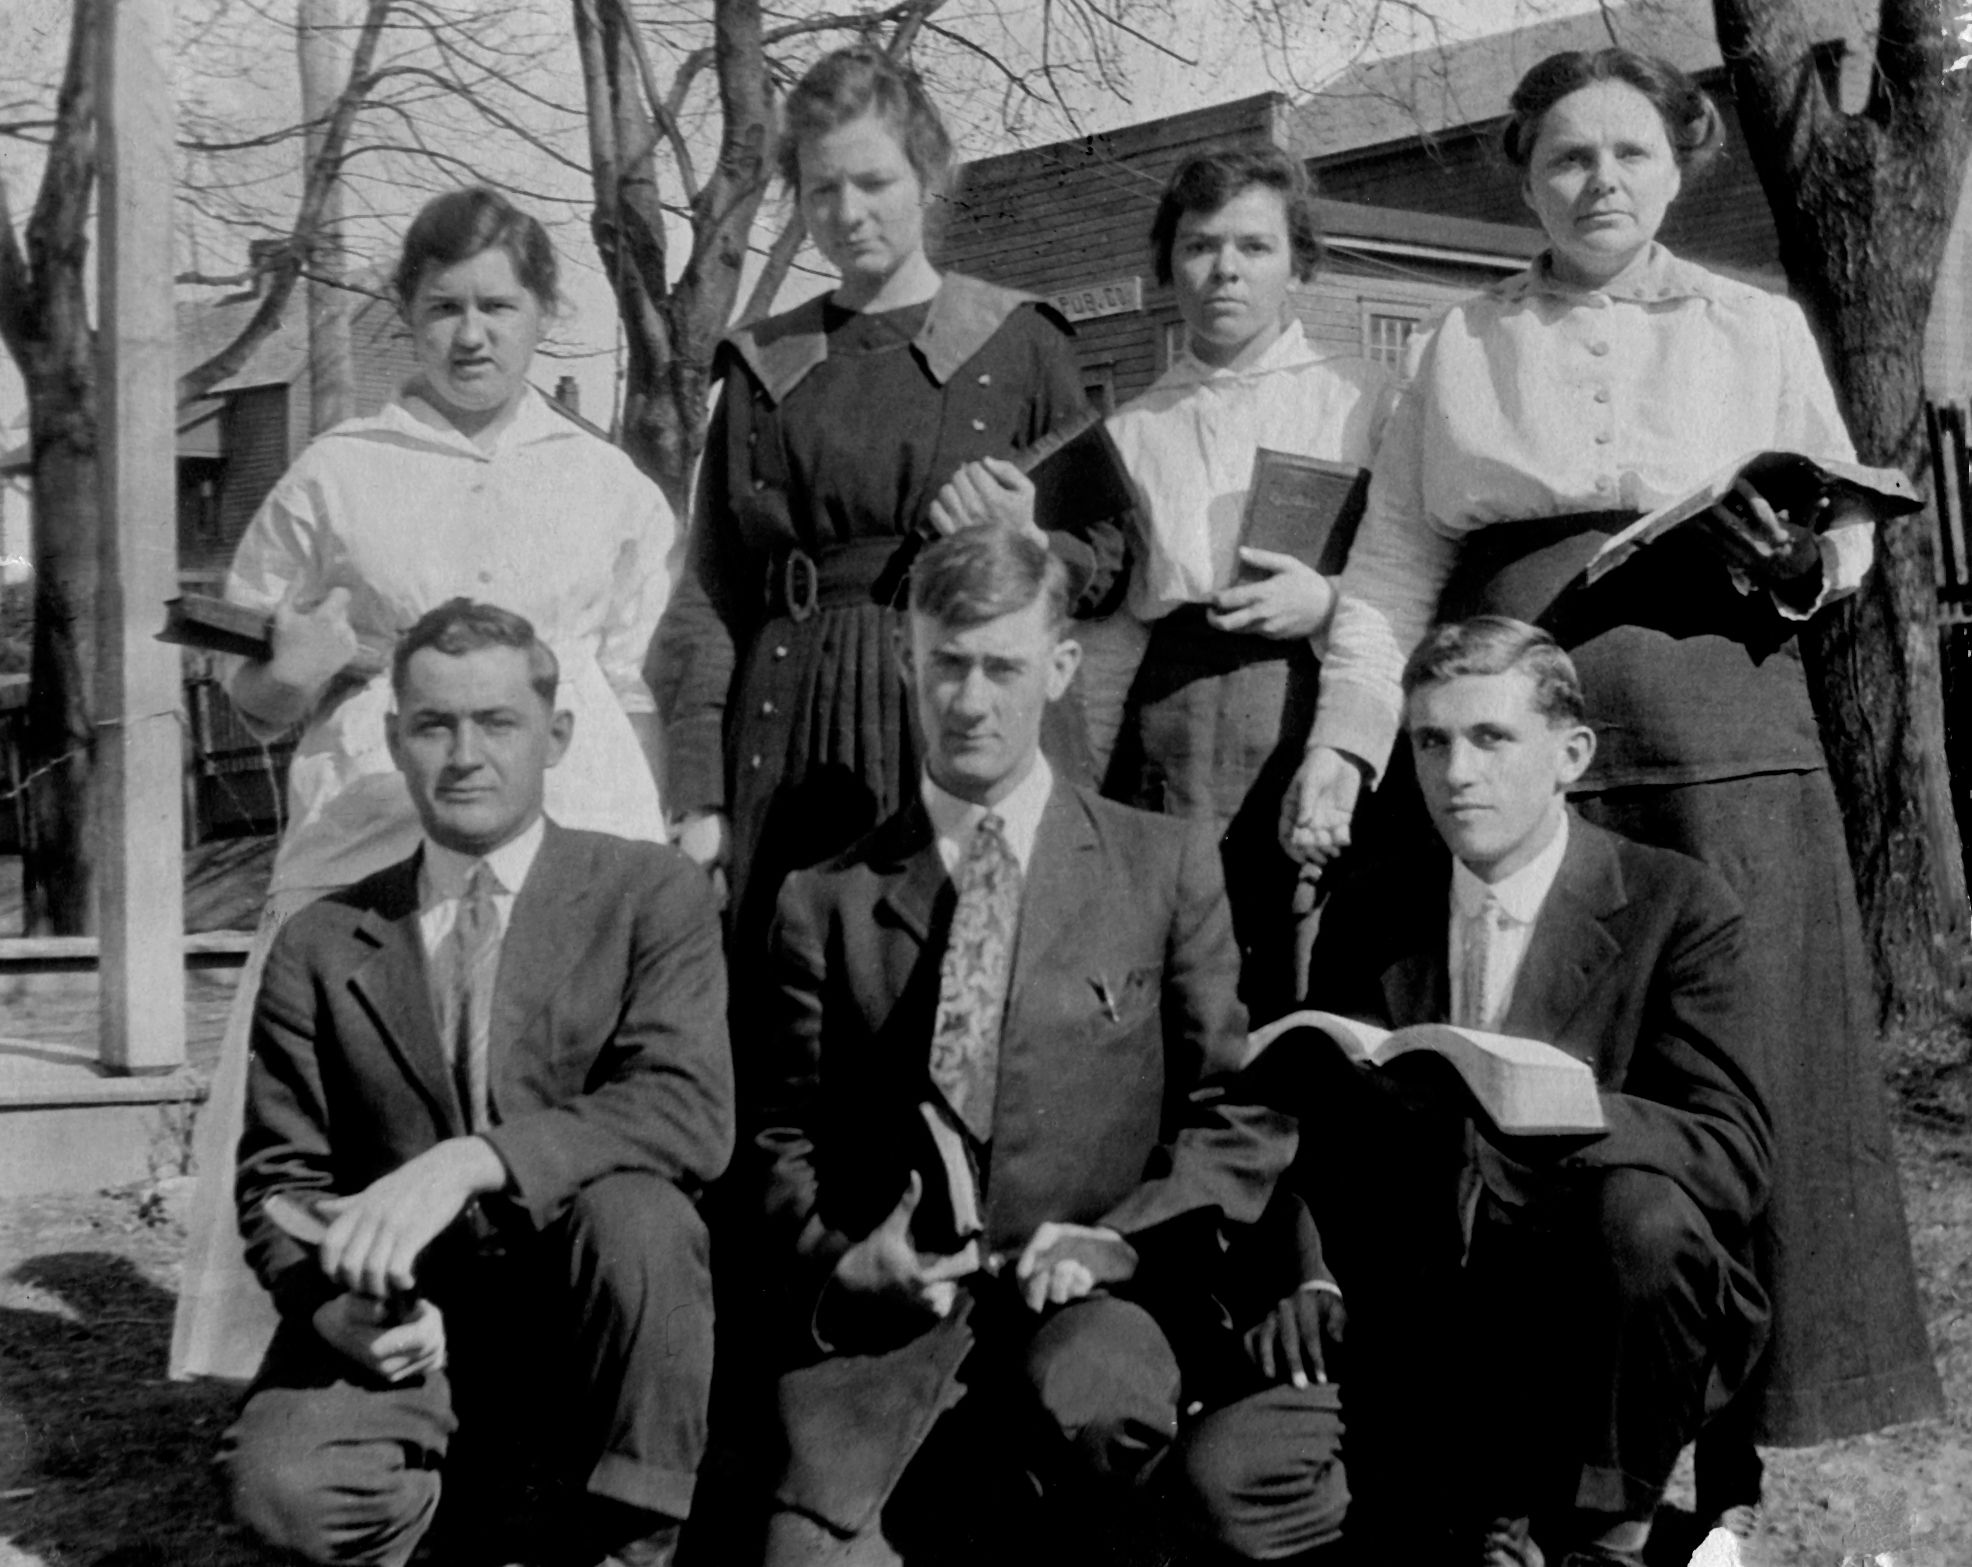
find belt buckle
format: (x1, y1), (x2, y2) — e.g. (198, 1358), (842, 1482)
(782, 547), (819, 622)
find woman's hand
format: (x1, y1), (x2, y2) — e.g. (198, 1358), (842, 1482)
(1702, 477), (1822, 591)
(1207, 550), (1335, 640)
(267, 583), (360, 692)
(673, 811), (730, 909)
(928, 458), (1044, 543)
(1281, 745), (1367, 872)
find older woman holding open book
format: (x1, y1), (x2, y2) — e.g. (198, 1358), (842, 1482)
(1287, 45), (1939, 1538)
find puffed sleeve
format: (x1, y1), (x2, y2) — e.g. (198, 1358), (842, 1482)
(653, 370), (756, 818)
(595, 451), (677, 717)
(1312, 327), (1463, 782)
(219, 466), (328, 739)
(1022, 312), (1133, 618)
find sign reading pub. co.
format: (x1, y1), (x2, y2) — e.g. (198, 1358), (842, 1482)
(1050, 277), (1143, 323)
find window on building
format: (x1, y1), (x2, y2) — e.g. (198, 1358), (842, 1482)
(1163, 321), (1187, 371)
(1361, 306), (1422, 366)
(1082, 365), (1115, 416)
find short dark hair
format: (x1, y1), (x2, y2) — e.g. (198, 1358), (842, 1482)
(908, 527), (1071, 634)
(1501, 49), (1723, 180)
(391, 598), (560, 707)
(393, 187), (560, 313)
(1149, 147), (1325, 288)
(1401, 616), (1585, 728)
(778, 46), (954, 197)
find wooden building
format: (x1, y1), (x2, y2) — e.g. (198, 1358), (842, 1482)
(938, 94), (1542, 410)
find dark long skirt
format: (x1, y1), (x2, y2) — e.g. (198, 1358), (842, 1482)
(1108, 606), (1315, 1023)
(1574, 769), (1943, 1446)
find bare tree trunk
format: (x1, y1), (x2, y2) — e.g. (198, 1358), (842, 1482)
(298, 0), (356, 435)
(0, 0), (101, 935)
(1715, 0), (1972, 1024)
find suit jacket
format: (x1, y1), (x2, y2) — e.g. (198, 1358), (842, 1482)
(758, 780), (1296, 1334)
(237, 821), (735, 1323)
(1303, 816), (1772, 1239)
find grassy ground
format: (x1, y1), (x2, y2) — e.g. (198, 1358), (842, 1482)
(1, 838), (1967, 1564)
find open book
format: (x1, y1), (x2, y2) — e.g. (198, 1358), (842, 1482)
(1235, 448), (1372, 582)
(1249, 1009), (1606, 1135)
(1584, 451), (1920, 586)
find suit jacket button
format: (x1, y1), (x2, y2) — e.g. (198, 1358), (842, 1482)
(970, 418), (987, 432)
(761, 699), (776, 716)
(749, 754), (764, 770)
(772, 644), (789, 660)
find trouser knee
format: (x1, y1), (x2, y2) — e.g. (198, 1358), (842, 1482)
(1173, 1385), (1348, 1561)
(224, 1404), (440, 1567)
(1593, 1169), (1713, 1307)
(1021, 1296), (1181, 1484)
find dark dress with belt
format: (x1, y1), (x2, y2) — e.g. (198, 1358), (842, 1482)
(656, 274), (1129, 970)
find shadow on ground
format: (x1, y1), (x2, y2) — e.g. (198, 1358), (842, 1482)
(0, 1251), (262, 1567)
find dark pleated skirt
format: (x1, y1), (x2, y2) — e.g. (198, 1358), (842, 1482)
(1108, 605), (1316, 1021)
(1573, 771), (1944, 1445)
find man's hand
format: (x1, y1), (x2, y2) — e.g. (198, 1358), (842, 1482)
(312, 1292), (447, 1383)
(1014, 1222), (1138, 1313)
(928, 458), (1044, 543)
(831, 1172), (978, 1321)
(315, 1137), (507, 1301)
(1280, 745), (1367, 871)
(1207, 551), (1335, 640)
(1701, 477), (1821, 590)
(1245, 1284), (1346, 1390)
(671, 810), (730, 909)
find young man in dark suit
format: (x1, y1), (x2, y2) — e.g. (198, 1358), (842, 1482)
(1267, 616), (1773, 1567)
(754, 526), (1344, 1565)
(221, 599), (733, 1567)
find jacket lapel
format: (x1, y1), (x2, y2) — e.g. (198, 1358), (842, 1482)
(346, 852), (465, 1136)
(1380, 862), (1454, 1028)
(1006, 785), (1100, 1023)
(492, 822), (585, 1065)
(1498, 820), (1627, 1054)
(873, 802), (946, 949)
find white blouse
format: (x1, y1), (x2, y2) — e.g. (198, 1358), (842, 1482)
(224, 386), (677, 894)
(1315, 245), (1868, 779)
(1106, 321), (1391, 621)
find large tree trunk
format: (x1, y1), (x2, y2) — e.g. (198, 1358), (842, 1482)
(1716, 0), (1972, 1025)
(298, 0), (356, 435)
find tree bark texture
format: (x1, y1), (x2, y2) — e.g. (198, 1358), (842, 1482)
(1716, 0), (1972, 1023)
(299, 0), (357, 436)
(573, 0), (774, 514)
(0, 0), (102, 934)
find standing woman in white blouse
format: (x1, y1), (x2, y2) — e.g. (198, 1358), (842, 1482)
(1290, 49), (1940, 1538)
(945, 149), (1388, 1020)
(171, 187), (677, 1381)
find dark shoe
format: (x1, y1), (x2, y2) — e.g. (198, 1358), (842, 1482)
(1555, 1549), (1645, 1567)
(1480, 1517), (1544, 1567)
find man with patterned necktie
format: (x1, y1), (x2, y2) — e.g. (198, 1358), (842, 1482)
(1259, 617), (1773, 1567)
(755, 526), (1337, 1566)
(221, 600), (733, 1567)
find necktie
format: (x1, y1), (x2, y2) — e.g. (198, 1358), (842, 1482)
(1458, 892), (1503, 1030)
(927, 814), (1021, 1144)
(443, 863), (502, 1131)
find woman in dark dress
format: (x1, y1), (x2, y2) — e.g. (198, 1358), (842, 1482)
(1294, 48), (1943, 1546)
(656, 47), (1126, 964)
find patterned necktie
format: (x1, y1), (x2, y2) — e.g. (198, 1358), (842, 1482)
(441, 862), (502, 1132)
(1458, 892), (1503, 1030)
(927, 814), (1021, 1144)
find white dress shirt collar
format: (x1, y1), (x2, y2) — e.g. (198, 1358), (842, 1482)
(417, 813), (548, 948)
(1451, 809), (1570, 926)
(920, 757), (1054, 878)
(1161, 318), (1325, 391)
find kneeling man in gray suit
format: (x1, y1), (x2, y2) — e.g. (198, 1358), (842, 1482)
(755, 527), (1344, 1566)
(221, 599), (734, 1567)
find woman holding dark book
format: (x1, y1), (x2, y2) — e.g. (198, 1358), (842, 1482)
(172, 186), (676, 1381)
(1289, 47), (1939, 1543)
(654, 45), (1129, 965)
(944, 148), (1388, 1019)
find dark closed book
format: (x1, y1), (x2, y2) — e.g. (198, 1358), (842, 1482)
(160, 594), (276, 659)
(1024, 412), (1136, 534)
(1236, 448), (1372, 581)
(159, 593), (386, 678)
